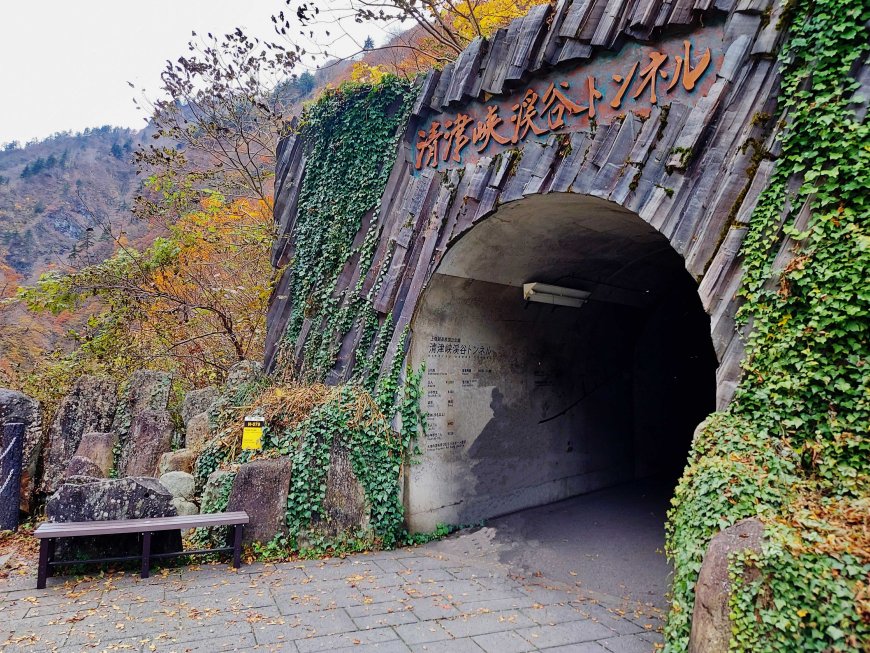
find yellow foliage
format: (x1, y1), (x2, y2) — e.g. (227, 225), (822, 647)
(351, 62), (388, 85)
(447, 0), (550, 41)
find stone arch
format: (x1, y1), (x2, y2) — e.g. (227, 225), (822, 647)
(405, 191), (719, 530)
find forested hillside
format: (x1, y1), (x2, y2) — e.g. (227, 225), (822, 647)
(0, 127), (150, 280)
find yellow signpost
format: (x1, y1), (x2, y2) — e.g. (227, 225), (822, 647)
(242, 416), (264, 451)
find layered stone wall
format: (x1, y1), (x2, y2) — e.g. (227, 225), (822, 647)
(267, 0), (793, 527)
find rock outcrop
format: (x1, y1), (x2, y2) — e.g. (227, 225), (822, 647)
(225, 360), (263, 390)
(42, 376), (117, 494)
(111, 370), (172, 436)
(185, 413), (211, 452)
(226, 458), (292, 544)
(117, 409), (173, 477)
(159, 471), (196, 502)
(0, 389), (43, 513)
(158, 449), (197, 475)
(46, 477), (181, 558)
(73, 432), (116, 477)
(181, 386), (218, 426)
(63, 455), (105, 480)
(689, 518), (765, 653)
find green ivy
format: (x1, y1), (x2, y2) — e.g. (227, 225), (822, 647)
(664, 0), (869, 650)
(282, 77), (417, 382)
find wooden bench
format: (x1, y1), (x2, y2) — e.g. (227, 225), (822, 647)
(33, 511), (249, 589)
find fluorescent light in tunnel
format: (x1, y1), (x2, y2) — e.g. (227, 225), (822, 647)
(523, 282), (590, 308)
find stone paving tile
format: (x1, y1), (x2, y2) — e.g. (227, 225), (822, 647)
(334, 641), (411, 652)
(295, 626), (401, 652)
(600, 633), (658, 652)
(345, 599), (408, 618)
(352, 608), (419, 630)
(472, 629), (538, 652)
(1, 539), (664, 653)
(439, 609), (537, 638)
(410, 637), (486, 652)
(517, 618), (617, 648)
(539, 643), (610, 652)
(393, 619), (453, 645)
(404, 595), (461, 620)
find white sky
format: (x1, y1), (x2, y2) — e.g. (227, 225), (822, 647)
(0, 1), (390, 145)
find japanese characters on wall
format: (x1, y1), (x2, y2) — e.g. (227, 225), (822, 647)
(424, 335), (498, 455)
(415, 31), (723, 172)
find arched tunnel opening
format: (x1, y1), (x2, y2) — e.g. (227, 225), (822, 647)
(407, 193), (718, 604)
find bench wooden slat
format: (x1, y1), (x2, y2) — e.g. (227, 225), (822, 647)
(33, 512), (249, 538)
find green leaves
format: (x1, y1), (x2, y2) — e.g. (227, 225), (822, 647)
(665, 0), (870, 649)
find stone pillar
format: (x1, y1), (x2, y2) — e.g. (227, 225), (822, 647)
(0, 423), (24, 531)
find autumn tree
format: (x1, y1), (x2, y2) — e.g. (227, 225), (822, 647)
(16, 195), (275, 388)
(133, 28), (304, 227)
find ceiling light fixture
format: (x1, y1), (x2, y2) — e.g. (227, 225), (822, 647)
(523, 282), (590, 308)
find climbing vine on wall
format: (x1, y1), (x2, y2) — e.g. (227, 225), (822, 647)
(665, 1), (869, 650)
(284, 77), (417, 382)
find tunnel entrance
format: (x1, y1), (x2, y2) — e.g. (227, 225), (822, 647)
(407, 194), (717, 585)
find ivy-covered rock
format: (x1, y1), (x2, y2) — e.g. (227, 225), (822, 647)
(200, 469), (236, 514)
(316, 443), (369, 537)
(181, 386), (218, 426)
(664, 1), (870, 650)
(117, 409), (173, 477)
(689, 518), (764, 653)
(0, 388), (43, 513)
(226, 458), (292, 544)
(42, 376), (117, 494)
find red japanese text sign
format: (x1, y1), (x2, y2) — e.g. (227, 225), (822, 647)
(414, 27), (726, 172)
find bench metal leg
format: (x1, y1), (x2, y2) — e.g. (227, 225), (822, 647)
(141, 531), (152, 579)
(46, 539), (55, 579)
(36, 539), (51, 589)
(232, 524), (243, 569)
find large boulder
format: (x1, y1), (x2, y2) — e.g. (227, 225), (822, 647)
(0, 389), (43, 513)
(181, 386), (218, 427)
(158, 448), (197, 475)
(45, 477), (181, 558)
(63, 456), (104, 480)
(42, 376), (117, 494)
(316, 443), (370, 536)
(117, 409), (174, 477)
(185, 412), (212, 452)
(111, 370), (173, 449)
(73, 432), (116, 477)
(159, 471), (196, 501)
(226, 458), (292, 544)
(171, 497), (199, 516)
(689, 518), (765, 653)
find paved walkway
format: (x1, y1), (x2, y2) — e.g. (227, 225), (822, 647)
(0, 529), (663, 653)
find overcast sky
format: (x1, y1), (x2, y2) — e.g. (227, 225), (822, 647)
(0, 1), (389, 145)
